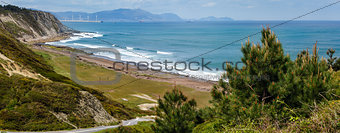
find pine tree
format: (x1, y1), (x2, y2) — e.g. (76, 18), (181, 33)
(270, 43), (339, 110)
(326, 48), (337, 69)
(334, 58), (340, 71)
(210, 27), (292, 122)
(211, 27), (339, 120)
(220, 27), (290, 104)
(152, 89), (197, 133)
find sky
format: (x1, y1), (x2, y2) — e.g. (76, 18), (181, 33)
(4, 0), (340, 20)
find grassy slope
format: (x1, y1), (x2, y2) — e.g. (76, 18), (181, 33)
(95, 121), (155, 133)
(0, 74), (91, 131)
(0, 27), (151, 131)
(33, 49), (211, 108)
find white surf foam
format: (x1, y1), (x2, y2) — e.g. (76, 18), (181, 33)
(58, 32), (103, 43)
(73, 32), (103, 38)
(157, 51), (173, 55)
(126, 47), (134, 50)
(72, 43), (104, 48)
(59, 36), (80, 43)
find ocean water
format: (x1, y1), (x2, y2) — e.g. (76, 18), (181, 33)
(48, 21), (340, 81)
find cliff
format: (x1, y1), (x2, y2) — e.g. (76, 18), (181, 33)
(0, 5), (73, 42)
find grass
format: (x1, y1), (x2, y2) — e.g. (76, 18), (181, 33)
(95, 121), (155, 133)
(33, 49), (212, 108)
(192, 100), (340, 133)
(0, 74), (90, 131)
(2, 22), (31, 37)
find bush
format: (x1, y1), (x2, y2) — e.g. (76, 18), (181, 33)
(192, 119), (227, 133)
(152, 89), (198, 133)
(96, 121), (154, 133)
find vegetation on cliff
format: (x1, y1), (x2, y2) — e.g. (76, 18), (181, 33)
(0, 6), (150, 131)
(0, 5), (72, 41)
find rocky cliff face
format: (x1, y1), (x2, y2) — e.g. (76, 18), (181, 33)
(0, 5), (73, 42)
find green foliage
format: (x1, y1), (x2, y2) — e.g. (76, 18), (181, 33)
(0, 74), (93, 131)
(102, 101), (152, 120)
(2, 22), (31, 37)
(193, 118), (266, 133)
(195, 100), (340, 133)
(152, 89), (198, 133)
(270, 43), (338, 112)
(326, 48), (337, 69)
(210, 27), (293, 122)
(334, 58), (340, 71)
(192, 119), (227, 133)
(0, 5), (47, 36)
(326, 48), (340, 71)
(0, 24), (149, 131)
(204, 27), (339, 132)
(287, 100), (340, 132)
(222, 27), (291, 104)
(96, 121), (155, 133)
(0, 5), (31, 13)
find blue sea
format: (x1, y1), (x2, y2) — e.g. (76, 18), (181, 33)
(48, 21), (340, 81)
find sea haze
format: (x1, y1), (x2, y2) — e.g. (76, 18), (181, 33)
(51, 9), (184, 22)
(48, 21), (340, 81)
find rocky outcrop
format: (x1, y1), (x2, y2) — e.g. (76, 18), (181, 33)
(49, 91), (118, 128)
(0, 6), (73, 42)
(78, 91), (118, 124)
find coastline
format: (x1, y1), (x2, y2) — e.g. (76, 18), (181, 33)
(29, 34), (216, 91)
(25, 33), (72, 45)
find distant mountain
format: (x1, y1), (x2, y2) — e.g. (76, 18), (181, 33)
(51, 9), (183, 22)
(198, 16), (233, 21)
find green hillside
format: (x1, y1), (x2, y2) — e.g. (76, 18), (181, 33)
(0, 10), (150, 131)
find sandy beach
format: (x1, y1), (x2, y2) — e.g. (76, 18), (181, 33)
(30, 37), (216, 91)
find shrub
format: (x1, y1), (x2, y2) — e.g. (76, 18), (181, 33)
(96, 121), (154, 133)
(152, 89), (198, 133)
(285, 100), (340, 132)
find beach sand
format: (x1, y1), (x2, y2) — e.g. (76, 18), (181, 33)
(31, 43), (216, 92)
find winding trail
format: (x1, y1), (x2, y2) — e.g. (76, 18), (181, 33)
(7, 118), (154, 133)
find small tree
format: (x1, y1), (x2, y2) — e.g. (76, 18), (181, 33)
(211, 27), (291, 121)
(220, 27), (290, 104)
(326, 48), (337, 69)
(326, 48), (340, 71)
(152, 89), (197, 133)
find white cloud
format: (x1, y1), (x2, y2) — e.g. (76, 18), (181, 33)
(202, 2), (216, 7)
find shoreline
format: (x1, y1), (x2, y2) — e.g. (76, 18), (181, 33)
(29, 34), (216, 91)
(25, 33), (72, 45)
